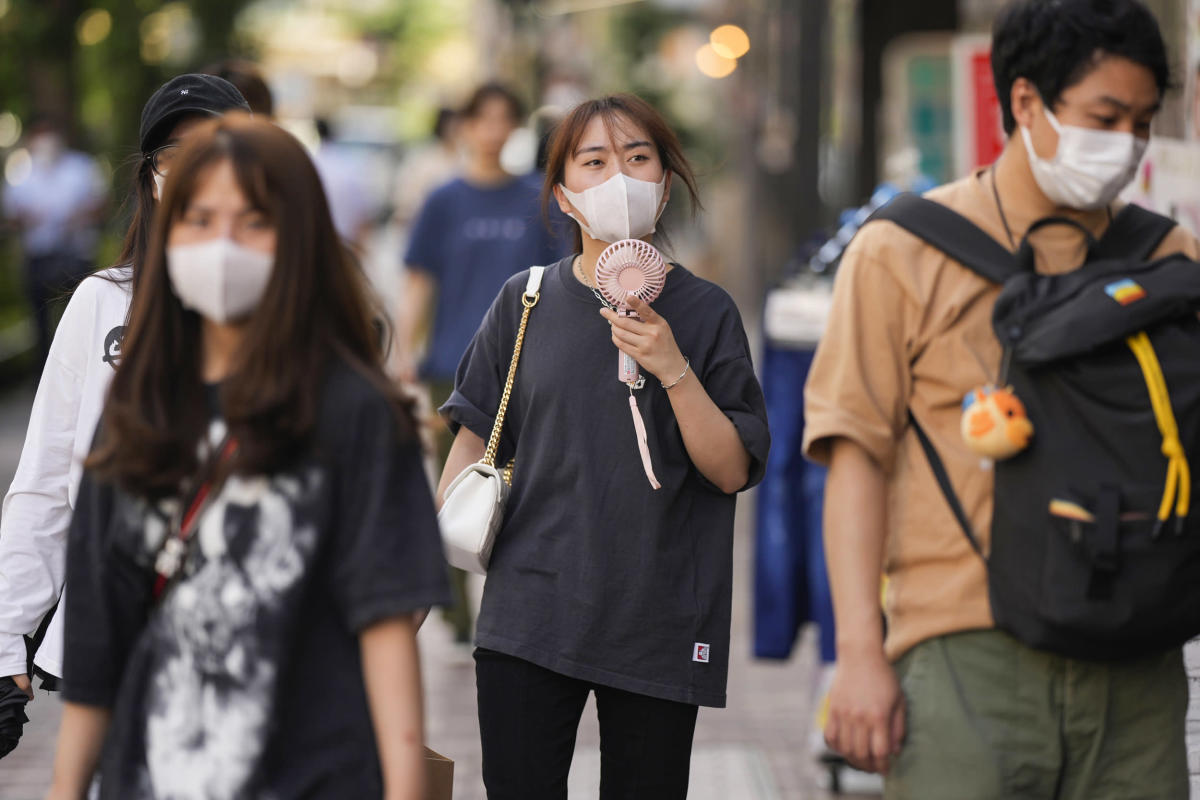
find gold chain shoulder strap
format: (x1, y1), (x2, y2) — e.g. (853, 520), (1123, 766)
(482, 267), (544, 468)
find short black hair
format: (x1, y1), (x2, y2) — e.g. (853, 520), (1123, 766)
(433, 107), (457, 141)
(202, 59), (275, 117)
(461, 82), (524, 123)
(991, 0), (1170, 135)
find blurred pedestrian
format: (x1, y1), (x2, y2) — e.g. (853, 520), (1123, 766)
(0, 74), (250, 742)
(399, 82), (569, 646)
(392, 107), (461, 232)
(437, 93), (770, 800)
(1, 115), (106, 374)
(313, 116), (374, 251)
(47, 113), (449, 800)
(202, 58), (275, 118)
(807, 1), (1199, 796)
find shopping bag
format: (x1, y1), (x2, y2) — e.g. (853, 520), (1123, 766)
(424, 746), (454, 800)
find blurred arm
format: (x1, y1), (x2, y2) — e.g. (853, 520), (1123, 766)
(360, 614), (425, 800)
(0, 321), (89, 680)
(394, 269), (435, 383)
(46, 702), (110, 799)
(821, 437), (904, 775)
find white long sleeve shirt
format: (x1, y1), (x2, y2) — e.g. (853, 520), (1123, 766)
(0, 268), (131, 677)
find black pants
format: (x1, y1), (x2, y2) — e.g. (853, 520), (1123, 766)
(24, 253), (90, 374)
(475, 648), (699, 800)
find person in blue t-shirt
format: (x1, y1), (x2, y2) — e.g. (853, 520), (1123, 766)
(398, 82), (568, 643)
(399, 83), (567, 387)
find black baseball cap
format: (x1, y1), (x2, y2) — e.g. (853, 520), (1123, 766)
(139, 74), (251, 155)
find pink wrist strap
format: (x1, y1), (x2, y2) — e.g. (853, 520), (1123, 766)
(628, 394), (662, 490)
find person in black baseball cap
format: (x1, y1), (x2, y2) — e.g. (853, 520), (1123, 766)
(0, 73), (249, 760)
(139, 73), (251, 155)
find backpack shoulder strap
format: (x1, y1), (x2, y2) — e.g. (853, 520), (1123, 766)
(907, 411), (985, 560)
(868, 192), (1019, 284)
(1097, 204), (1177, 262)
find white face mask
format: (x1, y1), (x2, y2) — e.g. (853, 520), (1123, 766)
(27, 134), (63, 165)
(559, 172), (668, 244)
(152, 172), (166, 202)
(166, 238), (274, 323)
(1020, 105), (1148, 211)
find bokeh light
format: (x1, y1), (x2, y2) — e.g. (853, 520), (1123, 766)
(337, 45), (379, 88)
(140, 11), (170, 64)
(139, 4), (196, 66)
(0, 112), (21, 149)
(4, 148), (31, 187)
(77, 9), (113, 47)
(695, 43), (737, 79)
(710, 24), (750, 60)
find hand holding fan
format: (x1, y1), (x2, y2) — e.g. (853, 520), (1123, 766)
(595, 239), (667, 384)
(594, 238), (667, 491)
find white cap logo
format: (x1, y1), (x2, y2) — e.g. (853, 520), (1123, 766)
(180, 88), (189, 95)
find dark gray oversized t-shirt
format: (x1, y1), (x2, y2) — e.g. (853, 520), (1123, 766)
(442, 256), (770, 707)
(63, 361), (451, 798)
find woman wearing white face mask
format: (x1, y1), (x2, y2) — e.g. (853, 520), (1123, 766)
(48, 114), (449, 800)
(437, 94), (770, 799)
(0, 75), (248, 740)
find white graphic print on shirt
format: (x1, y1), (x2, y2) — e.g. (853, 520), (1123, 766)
(137, 464), (323, 798)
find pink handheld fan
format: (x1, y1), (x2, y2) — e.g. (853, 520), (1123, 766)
(595, 239), (667, 384)
(594, 238), (667, 491)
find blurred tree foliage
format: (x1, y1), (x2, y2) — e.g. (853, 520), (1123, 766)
(1, 0), (256, 197)
(0, 0), (255, 361)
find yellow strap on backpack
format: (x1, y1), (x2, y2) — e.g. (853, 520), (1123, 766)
(1126, 331), (1191, 525)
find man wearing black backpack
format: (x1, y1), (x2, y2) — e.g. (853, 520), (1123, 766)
(804, 1), (1200, 797)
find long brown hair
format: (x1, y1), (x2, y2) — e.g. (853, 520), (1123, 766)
(90, 113), (412, 498)
(541, 94), (702, 252)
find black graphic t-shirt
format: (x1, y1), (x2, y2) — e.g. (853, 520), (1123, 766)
(63, 360), (451, 799)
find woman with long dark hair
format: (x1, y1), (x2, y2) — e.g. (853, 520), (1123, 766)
(0, 75), (248, 712)
(47, 114), (448, 799)
(437, 94), (771, 799)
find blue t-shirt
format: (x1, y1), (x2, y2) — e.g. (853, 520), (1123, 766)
(405, 173), (570, 380)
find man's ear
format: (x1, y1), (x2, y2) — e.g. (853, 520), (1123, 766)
(1010, 77), (1042, 132)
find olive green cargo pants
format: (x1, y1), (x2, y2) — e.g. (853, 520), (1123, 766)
(885, 629), (1187, 800)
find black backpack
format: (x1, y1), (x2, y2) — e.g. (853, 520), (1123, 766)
(871, 193), (1200, 660)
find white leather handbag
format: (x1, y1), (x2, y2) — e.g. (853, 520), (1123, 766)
(438, 266), (544, 573)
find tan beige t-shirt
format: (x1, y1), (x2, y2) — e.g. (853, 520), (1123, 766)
(802, 169), (1200, 662)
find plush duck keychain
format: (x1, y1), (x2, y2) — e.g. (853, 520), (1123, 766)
(960, 385), (1033, 461)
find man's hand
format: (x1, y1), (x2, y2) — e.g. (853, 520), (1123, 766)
(823, 650), (905, 775)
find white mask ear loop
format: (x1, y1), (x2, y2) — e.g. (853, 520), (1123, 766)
(1042, 105), (1065, 137)
(651, 172), (670, 230)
